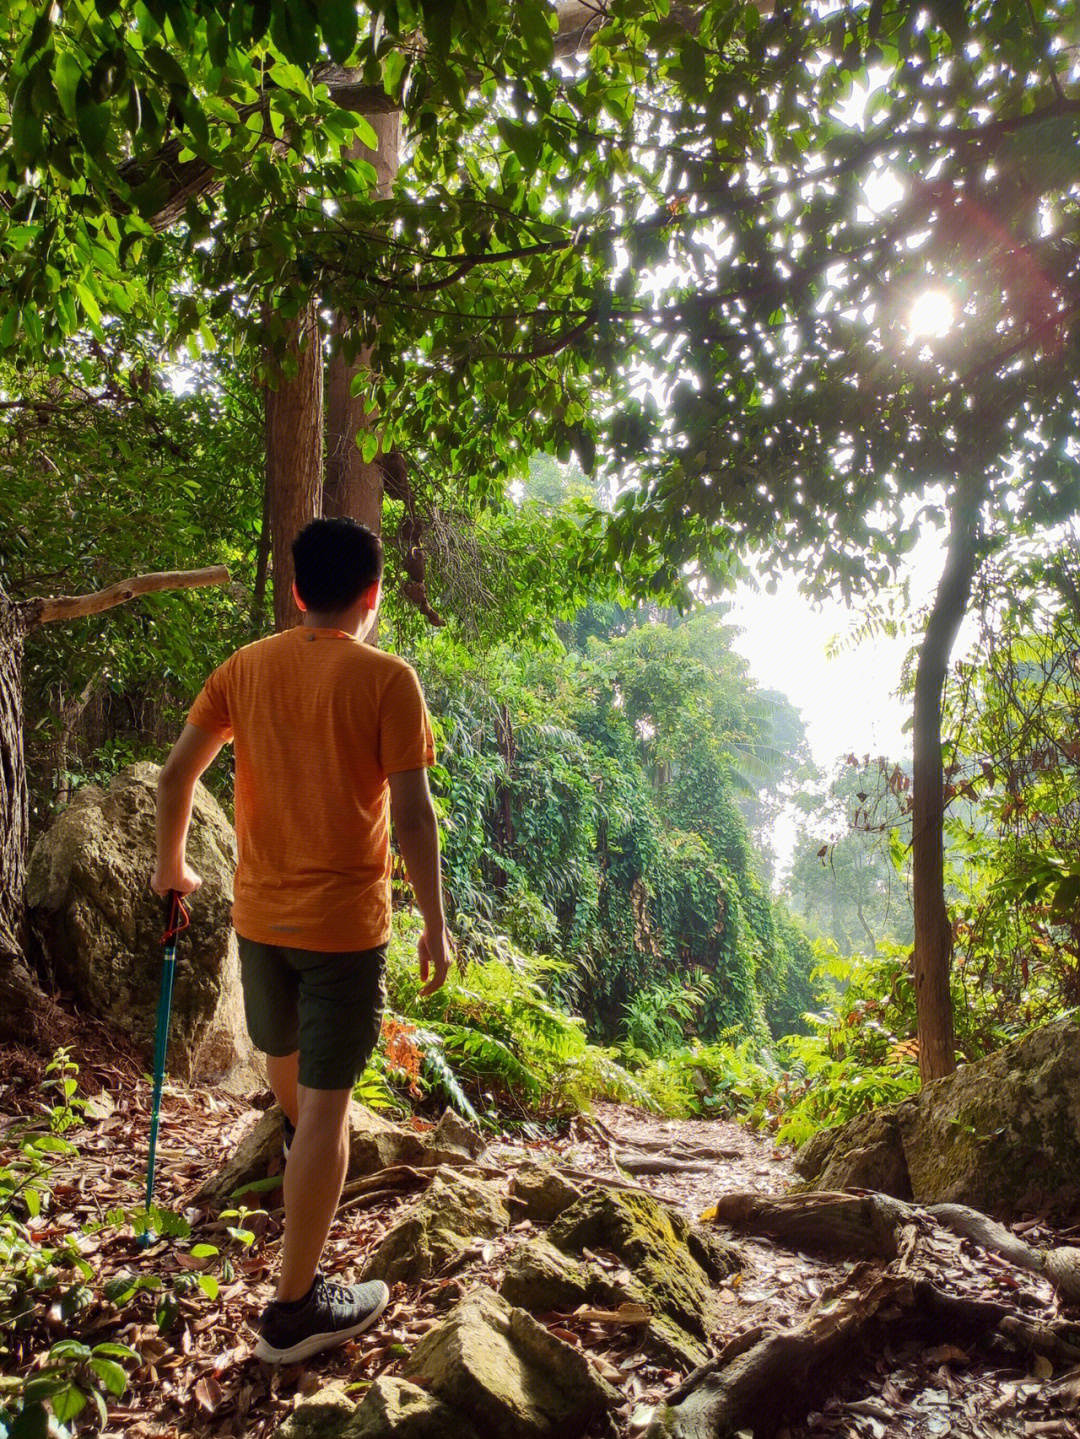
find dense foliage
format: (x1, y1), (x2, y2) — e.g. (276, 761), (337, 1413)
(415, 608), (819, 1039)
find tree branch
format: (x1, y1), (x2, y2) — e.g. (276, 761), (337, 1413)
(18, 566), (230, 631)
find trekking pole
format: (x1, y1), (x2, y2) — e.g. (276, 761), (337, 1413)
(138, 889), (189, 1249)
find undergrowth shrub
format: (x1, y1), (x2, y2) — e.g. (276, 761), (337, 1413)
(357, 914), (653, 1124)
(617, 946), (922, 1143)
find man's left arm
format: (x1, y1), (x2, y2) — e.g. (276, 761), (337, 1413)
(151, 724), (225, 897)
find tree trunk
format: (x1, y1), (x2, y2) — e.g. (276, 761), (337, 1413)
(0, 591), (29, 969)
(324, 111), (402, 538)
(911, 496), (981, 1082)
(266, 300), (325, 632)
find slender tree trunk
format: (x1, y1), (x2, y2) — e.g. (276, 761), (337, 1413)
(324, 111), (402, 538)
(266, 300), (324, 633)
(0, 591), (29, 969)
(252, 456), (272, 632)
(912, 495), (981, 1082)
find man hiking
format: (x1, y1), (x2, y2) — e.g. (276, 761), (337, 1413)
(151, 517), (451, 1364)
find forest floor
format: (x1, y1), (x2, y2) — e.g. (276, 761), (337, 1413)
(4, 1028), (1080, 1439)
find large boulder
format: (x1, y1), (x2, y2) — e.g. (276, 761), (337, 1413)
(795, 1017), (1080, 1214)
(27, 762), (258, 1088)
(400, 1287), (618, 1439)
(362, 1169), (509, 1286)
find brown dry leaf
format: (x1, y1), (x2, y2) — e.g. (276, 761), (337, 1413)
(174, 1252), (214, 1272)
(1034, 1353), (1055, 1381)
(924, 1345), (971, 1367)
(573, 1303), (651, 1327)
(193, 1376), (223, 1413)
(547, 1327), (581, 1346)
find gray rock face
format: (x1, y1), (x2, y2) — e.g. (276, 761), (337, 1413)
(27, 762), (257, 1088)
(362, 1169), (509, 1286)
(795, 1017), (1080, 1214)
(401, 1287), (618, 1439)
(345, 1376), (479, 1439)
(507, 1162), (582, 1222)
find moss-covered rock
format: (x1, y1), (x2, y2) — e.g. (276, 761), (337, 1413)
(401, 1287), (617, 1439)
(499, 1186), (740, 1369)
(793, 1107), (913, 1199)
(362, 1169), (509, 1286)
(500, 1232), (711, 1371)
(507, 1163), (582, 1223)
(272, 1387), (354, 1439)
(343, 1377), (478, 1439)
(549, 1188), (729, 1342)
(796, 1018), (1080, 1215)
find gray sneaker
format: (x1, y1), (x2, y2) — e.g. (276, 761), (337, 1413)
(254, 1274), (390, 1364)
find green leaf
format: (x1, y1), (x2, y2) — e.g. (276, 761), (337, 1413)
(75, 98), (110, 155)
(51, 1386), (87, 1424)
(91, 1343), (140, 1362)
(54, 51), (83, 120)
(188, 1243), (219, 1258)
(198, 1273), (220, 1300)
(89, 1358), (128, 1397)
(320, 0), (360, 64)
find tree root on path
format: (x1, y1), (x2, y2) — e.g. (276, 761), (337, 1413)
(647, 1189), (1080, 1439)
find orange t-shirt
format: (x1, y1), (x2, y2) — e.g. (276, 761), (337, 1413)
(187, 626), (435, 951)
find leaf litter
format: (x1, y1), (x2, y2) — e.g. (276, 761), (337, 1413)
(5, 1036), (1080, 1439)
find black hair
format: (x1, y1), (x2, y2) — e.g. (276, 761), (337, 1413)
(291, 518), (383, 613)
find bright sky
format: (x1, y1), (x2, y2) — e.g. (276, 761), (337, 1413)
(727, 524), (952, 772)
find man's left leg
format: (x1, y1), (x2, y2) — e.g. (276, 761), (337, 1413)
(253, 944), (390, 1364)
(266, 1051), (299, 1126)
(277, 1083), (351, 1302)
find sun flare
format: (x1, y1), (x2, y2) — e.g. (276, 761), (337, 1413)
(908, 289), (955, 341)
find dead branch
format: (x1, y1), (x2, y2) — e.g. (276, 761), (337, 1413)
(18, 566), (230, 630)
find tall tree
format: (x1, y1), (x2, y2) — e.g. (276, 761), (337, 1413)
(4, 0), (1080, 1075)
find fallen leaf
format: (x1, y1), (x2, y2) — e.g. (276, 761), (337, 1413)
(924, 1345), (970, 1367)
(193, 1376), (222, 1413)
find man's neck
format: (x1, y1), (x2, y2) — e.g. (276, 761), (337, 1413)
(300, 609), (373, 640)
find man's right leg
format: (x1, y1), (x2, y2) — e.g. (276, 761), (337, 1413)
(277, 1083), (351, 1303)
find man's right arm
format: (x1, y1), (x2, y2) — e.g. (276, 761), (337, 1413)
(388, 768), (451, 996)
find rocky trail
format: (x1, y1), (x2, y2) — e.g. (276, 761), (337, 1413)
(5, 1031), (1080, 1439)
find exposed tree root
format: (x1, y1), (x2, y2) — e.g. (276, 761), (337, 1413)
(649, 1189), (1080, 1438)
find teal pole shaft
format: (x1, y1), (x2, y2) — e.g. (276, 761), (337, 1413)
(144, 891), (182, 1217)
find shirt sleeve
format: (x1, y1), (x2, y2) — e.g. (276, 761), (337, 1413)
(379, 666), (436, 775)
(187, 656), (235, 742)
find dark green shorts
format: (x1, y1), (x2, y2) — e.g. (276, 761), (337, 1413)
(237, 936), (388, 1091)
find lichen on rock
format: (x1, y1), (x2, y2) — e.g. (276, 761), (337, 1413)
(401, 1286), (617, 1439)
(795, 1017), (1080, 1215)
(362, 1169), (509, 1286)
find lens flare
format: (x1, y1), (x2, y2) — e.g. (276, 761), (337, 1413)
(908, 289), (954, 340)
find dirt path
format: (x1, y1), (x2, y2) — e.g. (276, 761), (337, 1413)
(5, 1052), (1080, 1439)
